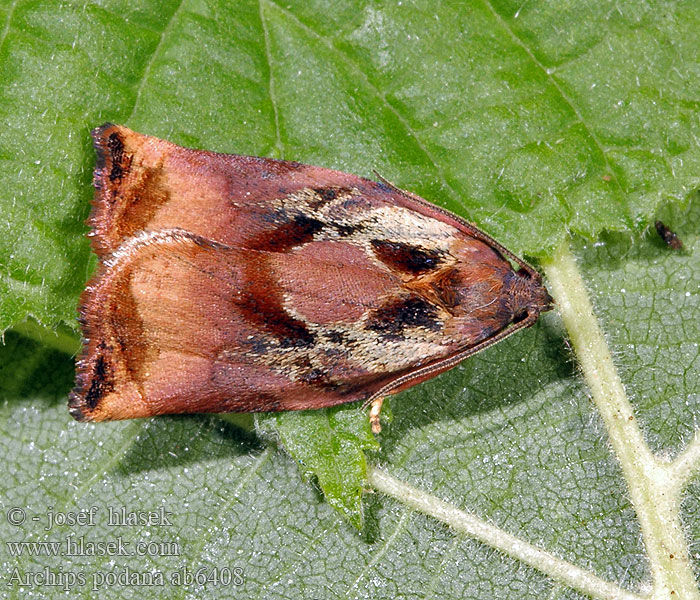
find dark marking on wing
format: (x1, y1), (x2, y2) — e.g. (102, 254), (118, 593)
(263, 214), (325, 252)
(313, 186), (353, 203)
(239, 261), (316, 348)
(371, 239), (444, 274)
(366, 294), (441, 337)
(84, 352), (114, 410)
(331, 222), (357, 237)
(324, 330), (347, 344)
(107, 132), (127, 182)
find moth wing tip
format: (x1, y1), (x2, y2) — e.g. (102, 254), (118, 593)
(67, 391), (90, 422)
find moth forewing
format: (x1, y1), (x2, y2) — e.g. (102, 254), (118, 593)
(70, 124), (553, 434)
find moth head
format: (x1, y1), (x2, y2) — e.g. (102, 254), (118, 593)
(427, 239), (553, 336)
(503, 268), (554, 323)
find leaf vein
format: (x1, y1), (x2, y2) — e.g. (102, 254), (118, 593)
(479, 0), (625, 194)
(262, 0), (464, 210)
(0, 0), (20, 56)
(127, 0), (187, 124)
(258, 0), (283, 157)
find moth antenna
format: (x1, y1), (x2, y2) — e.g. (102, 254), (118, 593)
(371, 169), (397, 189)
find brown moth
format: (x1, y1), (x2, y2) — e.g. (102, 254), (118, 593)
(70, 124), (553, 433)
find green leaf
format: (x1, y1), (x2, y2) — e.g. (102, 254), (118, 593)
(256, 407), (379, 529)
(2, 1), (700, 598)
(4, 0), (700, 333)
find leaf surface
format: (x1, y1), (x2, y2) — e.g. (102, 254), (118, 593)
(1, 1), (699, 598)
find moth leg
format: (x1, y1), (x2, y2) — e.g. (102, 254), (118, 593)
(369, 397), (384, 434)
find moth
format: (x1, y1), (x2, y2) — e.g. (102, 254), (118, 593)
(70, 124), (553, 433)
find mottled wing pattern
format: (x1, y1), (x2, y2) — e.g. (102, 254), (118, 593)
(70, 125), (541, 422)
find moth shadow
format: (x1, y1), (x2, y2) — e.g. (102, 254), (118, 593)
(299, 467), (383, 542)
(359, 489), (384, 544)
(377, 315), (572, 447)
(0, 330), (263, 474)
(0, 330), (76, 408)
(115, 414), (264, 476)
